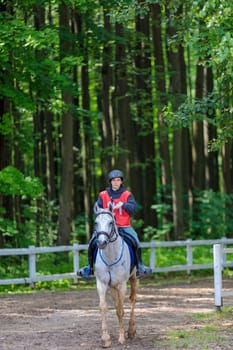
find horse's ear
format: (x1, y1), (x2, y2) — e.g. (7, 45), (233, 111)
(94, 202), (101, 214)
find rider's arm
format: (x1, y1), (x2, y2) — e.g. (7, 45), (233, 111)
(122, 194), (136, 215)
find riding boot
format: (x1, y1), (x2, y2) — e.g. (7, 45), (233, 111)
(77, 235), (97, 279)
(136, 247), (152, 279)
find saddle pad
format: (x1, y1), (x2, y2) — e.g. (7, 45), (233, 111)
(125, 242), (137, 273)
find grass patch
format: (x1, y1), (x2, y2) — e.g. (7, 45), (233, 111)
(158, 326), (225, 349)
(193, 306), (233, 320)
(156, 307), (233, 349)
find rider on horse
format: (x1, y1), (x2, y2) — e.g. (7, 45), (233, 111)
(77, 169), (152, 279)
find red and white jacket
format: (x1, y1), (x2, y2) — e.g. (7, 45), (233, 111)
(99, 190), (132, 227)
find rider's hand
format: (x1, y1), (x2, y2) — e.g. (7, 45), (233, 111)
(114, 201), (124, 209)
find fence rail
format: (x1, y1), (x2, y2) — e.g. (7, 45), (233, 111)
(1, 238), (233, 287)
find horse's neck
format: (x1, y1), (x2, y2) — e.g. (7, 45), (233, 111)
(101, 235), (123, 263)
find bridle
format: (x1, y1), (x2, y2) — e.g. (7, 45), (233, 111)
(95, 211), (118, 244)
(95, 210), (125, 268)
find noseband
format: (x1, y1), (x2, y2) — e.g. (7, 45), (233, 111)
(95, 211), (118, 243)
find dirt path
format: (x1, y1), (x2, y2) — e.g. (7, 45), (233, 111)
(0, 278), (233, 350)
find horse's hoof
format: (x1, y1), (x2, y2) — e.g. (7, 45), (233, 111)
(102, 339), (111, 348)
(118, 336), (125, 345)
(127, 329), (136, 339)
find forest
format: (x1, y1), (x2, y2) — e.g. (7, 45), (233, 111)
(0, 0), (232, 250)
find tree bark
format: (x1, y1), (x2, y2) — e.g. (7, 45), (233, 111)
(206, 66), (219, 191)
(166, 4), (188, 239)
(222, 142), (233, 194)
(132, 4), (156, 230)
(192, 63), (205, 191)
(57, 1), (74, 245)
(99, 8), (114, 178)
(151, 3), (172, 237)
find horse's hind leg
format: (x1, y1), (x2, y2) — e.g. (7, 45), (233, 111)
(128, 273), (138, 339)
(97, 281), (111, 348)
(110, 286), (126, 345)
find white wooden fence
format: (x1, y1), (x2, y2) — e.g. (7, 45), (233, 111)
(213, 243), (233, 310)
(1, 238), (233, 288)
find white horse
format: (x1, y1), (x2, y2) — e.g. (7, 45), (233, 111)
(94, 204), (138, 348)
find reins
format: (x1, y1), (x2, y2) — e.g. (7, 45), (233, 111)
(99, 239), (125, 267)
(95, 209), (125, 268)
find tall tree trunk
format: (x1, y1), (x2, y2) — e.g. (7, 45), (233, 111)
(99, 8), (114, 178)
(44, 111), (56, 201)
(222, 142), (233, 194)
(206, 66), (219, 191)
(180, 42), (191, 233)
(0, 1), (14, 247)
(151, 3), (172, 238)
(166, 5), (188, 239)
(112, 23), (131, 172)
(80, 16), (93, 239)
(192, 63), (205, 191)
(44, 110), (58, 238)
(72, 10), (85, 222)
(132, 4), (156, 231)
(57, 1), (74, 245)
(191, 63), (206, 236)
(33, 4), (46, 246)
(0, 96), (12, 248)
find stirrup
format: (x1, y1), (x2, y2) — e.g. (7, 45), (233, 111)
(77, 265), (94, 280)
(136, 264), (152, 279)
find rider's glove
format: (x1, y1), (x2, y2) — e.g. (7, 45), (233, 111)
(114, 201), (124, 209)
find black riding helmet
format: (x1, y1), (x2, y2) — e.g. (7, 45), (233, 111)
(108, 169), (124, 182)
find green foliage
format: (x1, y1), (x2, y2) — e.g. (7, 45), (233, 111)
(154, 247), (187, 267)
(146, 190), (233, 241)
(0, 166), (49, 247)
(0, 216), (19, 241)
(71, 215), (89, 244)
(0, 114), (13, 136)
(0, 0), (232, 251)
(163, 94), (219, 128)
(192, 190), (233, 239)
(36, 252), (73, 275)
(148, 202), (173, 240)
(0, 166), (44, 197)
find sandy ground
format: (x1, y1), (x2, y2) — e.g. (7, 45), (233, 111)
(0, 278), (233, 350)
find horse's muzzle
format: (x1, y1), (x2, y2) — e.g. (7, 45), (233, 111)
(96, 233), (109, 249)
(97, 240), (108, 249)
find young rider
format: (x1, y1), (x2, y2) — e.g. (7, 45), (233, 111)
(77, 169), (152, 279)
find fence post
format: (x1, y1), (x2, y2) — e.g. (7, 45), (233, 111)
(186, 239), (192, 274)
(213, 244), (222, 310)
(29, 245), (36, 288)
(150, 240), (156, 271)
(73, 243), (79, 282)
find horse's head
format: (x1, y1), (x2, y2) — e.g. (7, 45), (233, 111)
(94, 204), (117, 249)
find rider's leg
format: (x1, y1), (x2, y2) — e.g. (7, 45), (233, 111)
(118, 227), (152, 278)
(77, 234), (97, 279)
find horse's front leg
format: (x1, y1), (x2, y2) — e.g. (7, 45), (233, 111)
(111, 284), (127, 345)
(97, 280), (111, 348)
(128, 273), (138, 339)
